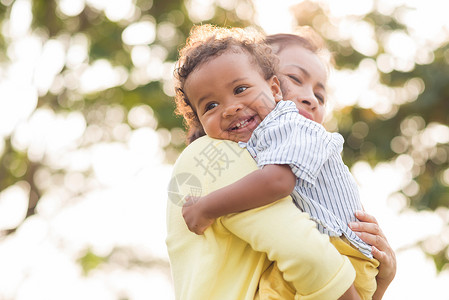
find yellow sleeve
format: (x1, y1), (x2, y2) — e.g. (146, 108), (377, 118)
(222, 199), (355, 300)
(171, 136), (355, 299)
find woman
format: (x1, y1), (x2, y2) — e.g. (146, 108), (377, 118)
(166, 25), (396, 299)
(265, 30), (396, 299)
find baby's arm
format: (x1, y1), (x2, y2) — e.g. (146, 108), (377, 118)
(182, 164), (296, 234)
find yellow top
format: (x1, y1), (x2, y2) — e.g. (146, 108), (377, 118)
(166, 136), (355, 300)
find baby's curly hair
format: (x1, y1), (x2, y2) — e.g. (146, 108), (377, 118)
(174, 24), (278, 144)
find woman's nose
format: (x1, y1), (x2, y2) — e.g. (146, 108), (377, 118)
(300, 93), (318, 110)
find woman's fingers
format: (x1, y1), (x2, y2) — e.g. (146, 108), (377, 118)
(351, 210), (387, 240)
(350, 221), (385, 240)
(371, 245), (386, 261)
(353, 231), (388, 252)
(349, 210), (397, 285)
(354, 210), (377, 223)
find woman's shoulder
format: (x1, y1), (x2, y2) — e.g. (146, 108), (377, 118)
(175, 136), (252, 168)
(185, 136), (242, 155)
(173, 136), (258, 192)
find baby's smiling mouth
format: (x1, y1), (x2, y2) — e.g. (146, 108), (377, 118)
(229, 116), (255, 131)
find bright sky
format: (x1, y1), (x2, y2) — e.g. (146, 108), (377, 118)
(0, 0), (448, 299)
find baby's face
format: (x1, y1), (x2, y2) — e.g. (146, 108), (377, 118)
(184, 50), (281, 143)
(277, 45), (327, 124)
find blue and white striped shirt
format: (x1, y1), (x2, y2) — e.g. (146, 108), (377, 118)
(239, 100), (372, 258)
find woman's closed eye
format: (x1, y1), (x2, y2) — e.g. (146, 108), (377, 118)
(288, 75), (302, 84)
(315, 93), (326, 105)
(315, 93), (325, 104)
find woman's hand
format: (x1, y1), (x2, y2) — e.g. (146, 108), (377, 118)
(349, 210), (396, 299)
(182, 196), (215, 235)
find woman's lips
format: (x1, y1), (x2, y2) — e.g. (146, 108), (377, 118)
(299, 110), (314, 121)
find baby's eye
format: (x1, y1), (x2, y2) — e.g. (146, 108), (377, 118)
(234, 86), (248, 94)
(204, 102), (218, 112)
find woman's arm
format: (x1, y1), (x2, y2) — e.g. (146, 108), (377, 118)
(349, 211), (396, 300)
(182, 164), (296, 234)
(223, 197), (357, 299)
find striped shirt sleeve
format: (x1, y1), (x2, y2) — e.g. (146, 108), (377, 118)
(253, 114), (341, 188)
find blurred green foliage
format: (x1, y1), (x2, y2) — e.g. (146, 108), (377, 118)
(78, 249), (108, 275)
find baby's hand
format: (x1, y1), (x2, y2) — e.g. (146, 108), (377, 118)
(182, 196), (215, 235)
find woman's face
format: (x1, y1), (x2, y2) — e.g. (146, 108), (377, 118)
(276, 45), (327, 124)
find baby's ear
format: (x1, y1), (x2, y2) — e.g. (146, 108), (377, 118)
(270, 75), (283, 103)
(274, 93), (283, 103)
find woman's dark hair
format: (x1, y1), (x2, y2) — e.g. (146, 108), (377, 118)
(174, 24), (278, 144)
(266, 26), (333, 70)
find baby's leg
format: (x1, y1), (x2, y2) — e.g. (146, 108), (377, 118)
(330, 236), (380, 300)
(256, 262), (295, 300)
